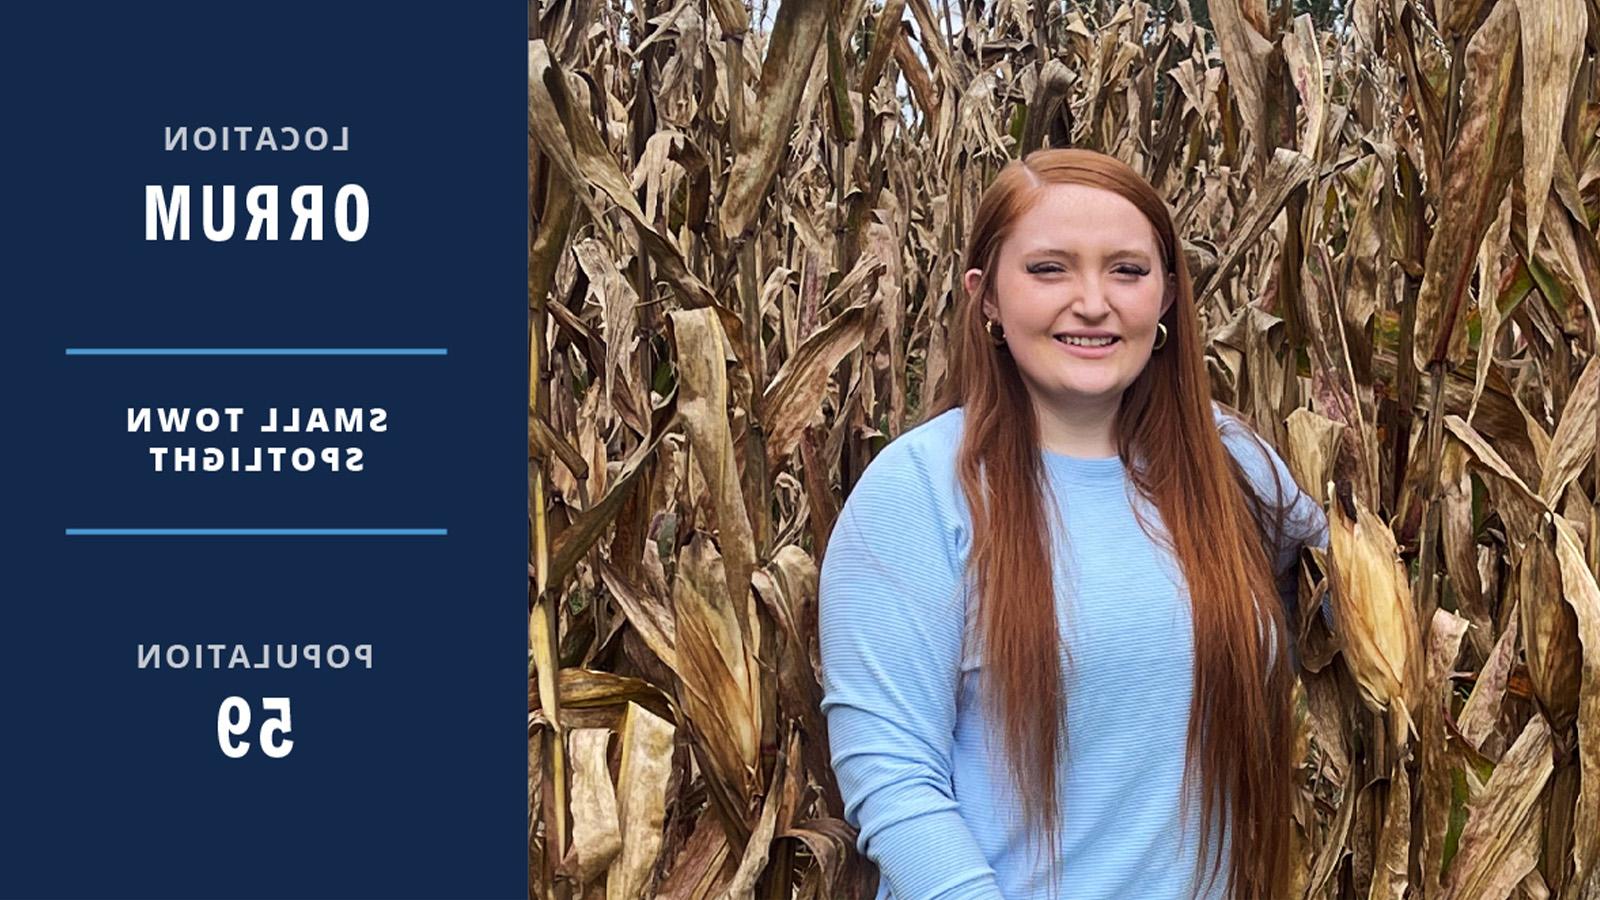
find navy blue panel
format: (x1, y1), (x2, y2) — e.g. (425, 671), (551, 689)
(3, 3), (527, 897)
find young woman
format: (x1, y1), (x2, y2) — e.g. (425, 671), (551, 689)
(818, 148), (1334, 900)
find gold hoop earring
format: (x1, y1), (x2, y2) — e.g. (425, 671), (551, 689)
(1153, 322), (1168, 350)
(984, 318), (1006, 346)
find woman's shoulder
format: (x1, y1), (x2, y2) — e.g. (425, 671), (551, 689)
(1209, 399), (1328, 546)
(838, 407), (968, 537)
(823, 408), (973, 604)
(1210, 400), (1292, 489)
(869, 407), (966, 474)
(1209, 398), (1251, 436)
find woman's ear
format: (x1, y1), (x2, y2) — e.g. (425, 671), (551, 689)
(964, 268), (992, 318)
(1161, 272), (1177, 319)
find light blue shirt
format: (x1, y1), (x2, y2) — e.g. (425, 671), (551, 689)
(818, 402), (1331, 899)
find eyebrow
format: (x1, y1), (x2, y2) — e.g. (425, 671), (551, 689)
(1024, 248), (1155, 264)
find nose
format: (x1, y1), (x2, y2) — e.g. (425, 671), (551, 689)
(1072, 275), (1111, 318)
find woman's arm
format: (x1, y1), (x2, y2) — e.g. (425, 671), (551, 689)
(819, 440), (1007, 900)
(1214, 404), (1337, 631)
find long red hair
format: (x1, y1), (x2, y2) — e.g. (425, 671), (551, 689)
(924, 148), (1298, 899)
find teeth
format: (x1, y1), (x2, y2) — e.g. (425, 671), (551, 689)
(1058, 335), (1117, 347)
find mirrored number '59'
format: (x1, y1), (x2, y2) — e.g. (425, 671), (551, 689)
(217, 696), (294, 758)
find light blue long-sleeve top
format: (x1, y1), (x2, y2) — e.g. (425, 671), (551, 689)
(818, 402), (1332, 899)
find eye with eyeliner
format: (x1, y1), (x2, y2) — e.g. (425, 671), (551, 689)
(1025, 261), (1148, 276)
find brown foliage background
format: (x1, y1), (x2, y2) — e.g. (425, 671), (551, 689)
(529, 0), (1600, 895)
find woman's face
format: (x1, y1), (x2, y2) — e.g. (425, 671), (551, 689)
(966, 182), (1175, 417)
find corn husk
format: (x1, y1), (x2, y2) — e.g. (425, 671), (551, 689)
(1326, 480), (1420, 745)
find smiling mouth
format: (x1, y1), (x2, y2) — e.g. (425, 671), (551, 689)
(1055, 335), (1120, 348)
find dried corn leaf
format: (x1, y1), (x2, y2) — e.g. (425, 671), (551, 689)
(1519, 525), (1580, 733)
(1444, 415), (1546, 542)
(607, 703), (677, 900)
(1281, 15), (1325, 160)
(1372, 752), (1412, 900)
(1538, 354), (1598, 504)
(778, 817), (860, 896)
(1439, 715), (1553, 900)
(572, 237), (639, 416)
(1304, 768), (1364, 898)
(1458, 604), (1520, 750)
(1514, 867), (1552, 899)
(1208, 0), (1274, 157)
(673, 529), (761, 808)
(891, 24), (938, 122)
(1513, 0), (1586, 253)
(561, 728), (622, 883)
(598, 561), (679, 675)
(670, 304), (757, 617)
(547, 400), (677, 596)
(722, 729), (795, 900)
(1338, 153), (1388, 331)
(718, 0), (827, 241)
(856, 0), (906, 99)
(1439, 440), (1485, 627)
(1412, 0), (1520, 373)
(1469, 186), (1515, 425)
(904, 0), (958, 95)
(762, 303), (867, 472)
(1422, 608), (1472, 898)
(1552, 514), (1600, 888)
(1532, 194), (1600, 337)
(705, 0), (747, 36)
(1195, 148), (1314, 302)
(1285, 407), (1345, 507)
(530, 42), (743, 352)
(656, 811), (733, 900)
(556, 668), (674, 716)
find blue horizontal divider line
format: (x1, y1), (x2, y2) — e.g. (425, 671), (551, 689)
(65, 528), (448, 536)
(65, 348), (448, 356)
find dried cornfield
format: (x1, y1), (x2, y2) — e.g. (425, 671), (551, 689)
(528, 0), (1600, 894)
